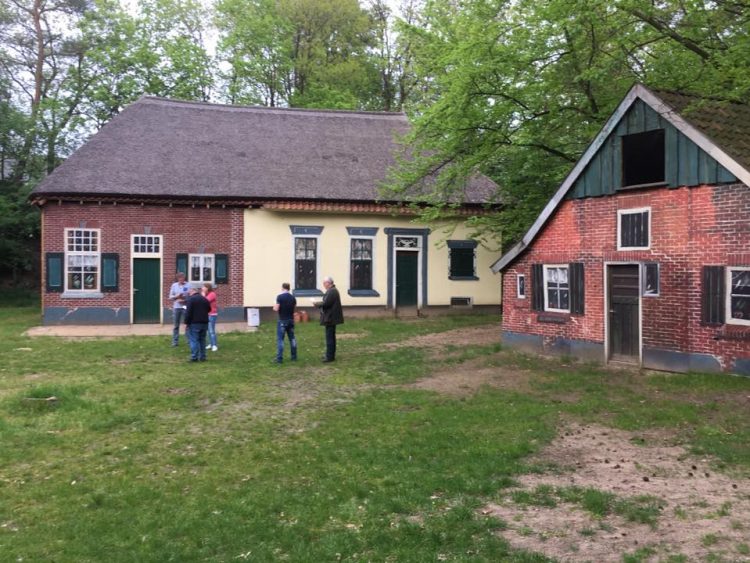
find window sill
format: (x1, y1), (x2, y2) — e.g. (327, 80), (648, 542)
(449, 276), (479, 281)
(293, 289), (324, 297)
(617, 181), (668, 191)
(537, 312), (569, 324)
(61, 292), (104, 299)
(348, 289), (380, 297)
(714, 325), (750, 340)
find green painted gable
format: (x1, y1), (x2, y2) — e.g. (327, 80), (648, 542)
(569, 99), (737, 199)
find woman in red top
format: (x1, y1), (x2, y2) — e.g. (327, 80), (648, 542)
(202, 282), (219, 351)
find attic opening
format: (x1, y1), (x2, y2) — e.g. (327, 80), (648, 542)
(621, 129), (665, 188)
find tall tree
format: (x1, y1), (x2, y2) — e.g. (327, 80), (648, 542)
(385, 0), (750, 244)
(80, 0), (214, 125)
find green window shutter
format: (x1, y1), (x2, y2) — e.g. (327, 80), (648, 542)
(215, 254), (229, 284)
(176, 253), (188, 278)
(701, 266), (725, 325)
(569, 262), (585, 315)
(530, 264), (544, 312)
(102, 253), (119, 292)
(46, 252), (64, 293)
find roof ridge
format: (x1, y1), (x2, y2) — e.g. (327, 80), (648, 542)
(649, 87), (749, 106)
(137, 95), (407, 119)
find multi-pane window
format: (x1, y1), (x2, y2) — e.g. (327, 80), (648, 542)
(544, 265), (570, 312)
(65, 229), (100, 292)
(133, 235), (161, 255)
(189, 254), (214, 284)
(295, 237), (317, 290)
(618, 208), (650, 249)
(728, 267), (750, 325)
(350, 238), (373, 290)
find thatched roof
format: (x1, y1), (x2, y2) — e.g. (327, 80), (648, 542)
(32, 97), (497, 204)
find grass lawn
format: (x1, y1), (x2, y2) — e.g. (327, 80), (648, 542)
(1, 305), (749, 562)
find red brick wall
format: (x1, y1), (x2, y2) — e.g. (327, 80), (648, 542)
(503, 183), (750, 371)
(41, 202), (244, 313)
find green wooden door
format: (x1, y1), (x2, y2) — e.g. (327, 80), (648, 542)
(396, 251), (418, 307)
(133, 258), (161, 324)
(608, 265), (640, 363)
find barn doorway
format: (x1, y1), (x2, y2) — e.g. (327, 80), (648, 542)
(607, 264), (640, 363)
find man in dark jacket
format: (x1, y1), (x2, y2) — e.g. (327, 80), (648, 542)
(319, 276), (343, 362)
(184, 287), (211, 362)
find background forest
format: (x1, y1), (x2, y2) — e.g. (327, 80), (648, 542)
(2, 0), (750, 285)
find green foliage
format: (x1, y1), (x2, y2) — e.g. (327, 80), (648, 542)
(385, 0), (750, 245)
(214, 0), (395, 110)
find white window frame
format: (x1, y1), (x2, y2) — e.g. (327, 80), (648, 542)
(641, 262), (660, 297)
(543, 264), (570, 313)
(64, 228), (101, 293)
(349, 235), (376, 291)
(188, 253), (214, 285)
(617, 207), (651, 251)
(292, 235), (320, 291)
(727, 266), (750, 326)
(517, 273), (526, 299)
(131, 234), (163, 257)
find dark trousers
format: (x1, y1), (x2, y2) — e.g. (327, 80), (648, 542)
(325, 324), (336, 361)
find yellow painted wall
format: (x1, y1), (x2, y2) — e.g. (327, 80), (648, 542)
(243, 209), (501, 308)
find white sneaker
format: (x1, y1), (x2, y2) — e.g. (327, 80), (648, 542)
(206, 344), (211, 349)
(211, 346), (218, 352)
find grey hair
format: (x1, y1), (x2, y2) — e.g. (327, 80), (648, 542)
(323, 276), (334, 284)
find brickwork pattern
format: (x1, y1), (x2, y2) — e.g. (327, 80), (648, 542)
(41, 203), (244, 313)
(503, 184), (750, 372)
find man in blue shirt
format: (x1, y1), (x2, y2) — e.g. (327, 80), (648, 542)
(273, 282), (297, 363)
(168, 272), (190, 346)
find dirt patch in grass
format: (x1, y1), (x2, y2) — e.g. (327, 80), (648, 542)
(384, 323), (501, 351)
(406, 358), (534, 397)
(481, 422), (750, 561)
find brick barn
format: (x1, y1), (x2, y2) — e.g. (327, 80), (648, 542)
(491, 84), (750, 376)
(30, 97), (500, 325)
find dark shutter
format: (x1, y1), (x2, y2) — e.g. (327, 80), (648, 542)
(569, 262), (585, 315)
(176, 253), (188, 278)
(101, 253), (119, 292)
(215, 254), (229, 284)
(531, 264), (544, 311)
(46, 252), (64, 292)
(449, 248), (475, 278)
(701, 266), (725, 325)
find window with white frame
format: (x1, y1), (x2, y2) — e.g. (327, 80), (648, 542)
(618, 208), (650, 250)
(132, 235), (162, 255)
(728, 267), (750, 325)
(65, 228), (100, 292)
(544, 265), (570, 312)
(517, 274), (526, 298)
(189, 254), (214, 284)
(642, 262), (659, 297)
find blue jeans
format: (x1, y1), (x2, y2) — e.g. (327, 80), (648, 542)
(208, 315), (218, 347)
(172, 308), (185, 345)
(187, 323), (208, 360)
(276, 320), (297, 362)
